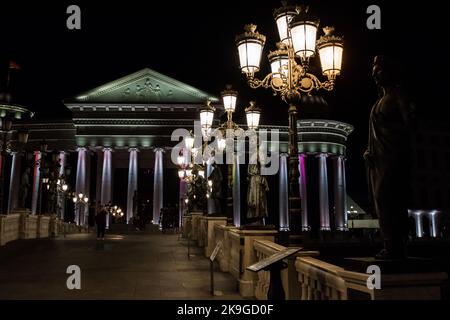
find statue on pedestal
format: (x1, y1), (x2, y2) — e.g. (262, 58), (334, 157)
(19, 167), (31, 208)
(365, 55), (415, 259)
(246, 163), (269, 226)
(209, 162), (223, 215)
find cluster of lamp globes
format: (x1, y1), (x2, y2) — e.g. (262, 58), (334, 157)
(235, 3), (344, 94)
(109, 205), (124, 217)
(72, 193), (89, 204)
(177, 86), (261, 182)
(42, 178), (69, 191)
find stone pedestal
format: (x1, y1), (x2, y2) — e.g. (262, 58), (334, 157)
(202, 216), (227, 257)
(214, 224), (237, 272)
(182, 215), (191, 238)
(190, 212), (203, 242)
(37, 215), (51, 238)
(0, 213), (21, 246)
(19, 211), (38, 239)
(49, 215), (59, 237)
(229, 228), (278, 298)
(198, 216), (207, 248)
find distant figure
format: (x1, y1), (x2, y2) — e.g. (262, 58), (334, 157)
(365, 55), (415, 259)
(95, 205), (108, 240)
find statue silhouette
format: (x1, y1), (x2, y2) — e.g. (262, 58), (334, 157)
(365, 55), (415, 259)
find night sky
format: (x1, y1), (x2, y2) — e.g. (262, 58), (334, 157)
(1, 0), (448, 205)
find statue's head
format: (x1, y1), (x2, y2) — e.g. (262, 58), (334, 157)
(372, 55), (401, 87)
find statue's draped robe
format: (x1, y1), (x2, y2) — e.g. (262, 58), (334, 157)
(367, 88), (414, 244)
(247, 164), (269, 219)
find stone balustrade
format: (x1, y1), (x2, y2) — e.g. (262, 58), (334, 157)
(0, 210), (85, 247)
(213, 224), (236, 272)
(253, 240), (319, 300)
(295, 256), (348, 300)
(295, 256), (448, 300)
(229, 229), (278, 297)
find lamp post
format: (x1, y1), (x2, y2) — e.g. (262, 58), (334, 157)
(235, 3), (344, 236)
(72, 192), (89, 226)
(0, 103), (33, 214)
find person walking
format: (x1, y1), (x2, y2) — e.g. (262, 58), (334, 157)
(96, 204), (108, 240)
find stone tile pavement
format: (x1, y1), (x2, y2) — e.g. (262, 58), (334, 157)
(0, 231), (245, 300)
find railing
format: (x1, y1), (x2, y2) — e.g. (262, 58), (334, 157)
(253, 240), (319, 300)
(295, 257), (347, 300)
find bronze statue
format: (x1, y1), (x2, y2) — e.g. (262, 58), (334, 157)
(246, 163), (269, 225)
(365, 55), (415, 259)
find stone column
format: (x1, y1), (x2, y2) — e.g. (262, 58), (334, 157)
(279, 153), (289, 231)
(232, 154), (240, 227)
(31, 151), (41, 215)
(75, 147), (87, 226)
(101, 148), (112, 228)
(95, 150), (103, 210)
(152, 148), (164, 225)
(413, 212), (423, 238)
(58, 151), (68, 220)
(299, 154), (309, 231)
(8, 152), (21, 213)
(318, 153), (330, 231)
(333, 155), (348, 231)
(127, 148), (138, 224)
(430, 211), (440, 238)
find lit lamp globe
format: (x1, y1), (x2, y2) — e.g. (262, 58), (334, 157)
(185, 135), (194, 150)
(78, 193), (83, 199)
(200, 100), (215, 137)
(198, 169), (205, 178)
(177, 154), (184, 166)
(245, 101), (261, 130)
(317, 26), (344, 81)
(178, 169), (185, 179)
(217, 137), (226, 152)
(274, 3), (298, 45)
(268, 42), (289, 85)
(235, 24), (266, 75)
(72, 197), (77, 203)
(62, 184), (68, 192)
(289, 6), (320, 60)
(221, 85), (238, 113)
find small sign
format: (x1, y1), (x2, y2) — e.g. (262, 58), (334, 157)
(210, 241), (223, 261)
(247, 248), (302, 272)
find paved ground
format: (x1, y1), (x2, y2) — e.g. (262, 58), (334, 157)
(0, 230), (243, 300)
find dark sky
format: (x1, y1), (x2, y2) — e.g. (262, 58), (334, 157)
(1, 0), (448, 202)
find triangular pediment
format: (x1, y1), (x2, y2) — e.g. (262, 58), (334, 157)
(67, 68), (219, 104)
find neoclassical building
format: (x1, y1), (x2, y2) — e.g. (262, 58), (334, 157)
(5, 68), (355, 233)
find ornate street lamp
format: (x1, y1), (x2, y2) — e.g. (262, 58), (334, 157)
(235, 3), (344, 235)
(245, 101), (261, 130)
(72, 192), (89, 225)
